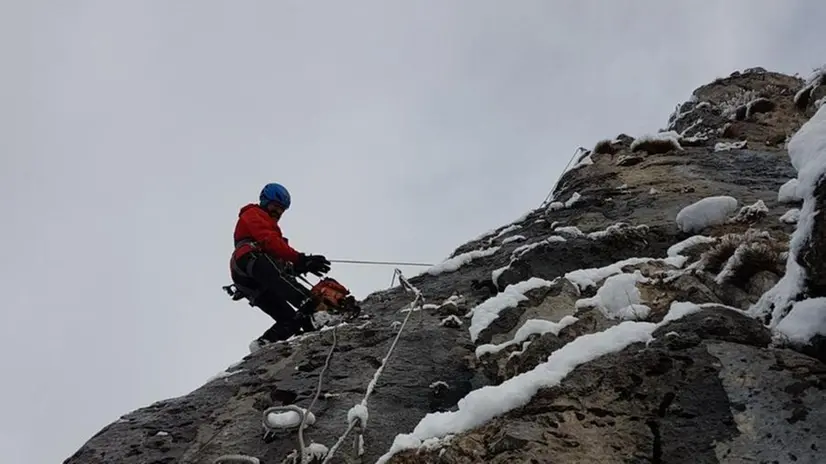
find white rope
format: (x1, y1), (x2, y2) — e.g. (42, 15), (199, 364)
(321, 269), (424, 464)
(213, 455), (260, 464)
(260, 325), (338, 464)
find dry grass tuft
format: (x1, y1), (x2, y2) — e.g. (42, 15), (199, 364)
(593, 139), (617, 155)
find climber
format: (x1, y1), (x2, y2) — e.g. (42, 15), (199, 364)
(229, 182), (332, 353)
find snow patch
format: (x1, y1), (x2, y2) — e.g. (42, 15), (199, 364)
(475, 316), (579, 357)
(377, 301), (703, 464)
(502, 234), (527, 244)
(512, 236), (566, 258)
(729, 199), (768, 223)
(675, 196), (739, 233)
(780, 208), (800, 224)
(750, 105), (826, 326)
(667, 235), (716, 258)
(492, 224), (522, 241)
(546, 201), (565, 212)
(440, 315), (462, 327)
(630, 130), (683, 151)
(428, 246), (500, 275)
(565, 192), (583, 208)
(714, 140), (747, 151)
(467, 277), (555, 342)
(575, 270), (651, 321)
(778, 178), (802, 203)
(307, 443), (329, 460)
(565, 257), (656, 291)
(775, 298), (826, 345)
(553, 226), (584, 237)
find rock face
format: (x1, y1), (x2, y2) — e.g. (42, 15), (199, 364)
(65, 67), (826, 464)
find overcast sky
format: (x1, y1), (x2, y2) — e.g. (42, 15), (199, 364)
(2, 1), (825, 462)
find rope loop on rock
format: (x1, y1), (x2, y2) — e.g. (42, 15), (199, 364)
(321, 269), (424, 464)
(213, 455), (261, 464)
(267, 325), (338, 464)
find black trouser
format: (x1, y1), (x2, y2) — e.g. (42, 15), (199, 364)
(233, 252), (317, 342)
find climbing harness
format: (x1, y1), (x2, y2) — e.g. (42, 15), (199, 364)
(223, 248), (362, 321)
(214, 269), (425, 464)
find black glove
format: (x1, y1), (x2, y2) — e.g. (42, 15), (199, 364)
(295, 253), (331, 275)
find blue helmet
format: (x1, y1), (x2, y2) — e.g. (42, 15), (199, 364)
(259, 182), (291, 209)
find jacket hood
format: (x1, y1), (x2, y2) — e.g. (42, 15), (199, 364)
(239, 203), (261, 216)
(240, 203), (280, 223)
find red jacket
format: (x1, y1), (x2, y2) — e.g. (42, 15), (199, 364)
(232, 203), (301, 264)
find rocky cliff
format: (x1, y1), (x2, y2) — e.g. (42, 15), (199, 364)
(65, 66), (826, 464)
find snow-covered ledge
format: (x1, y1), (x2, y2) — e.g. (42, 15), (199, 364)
(749, 105), (826, 344)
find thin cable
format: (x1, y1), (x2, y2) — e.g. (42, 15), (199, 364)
(541, 146), (586, 207)
(329, 258), (434, 267)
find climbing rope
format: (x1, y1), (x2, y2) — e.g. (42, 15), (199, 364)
(321, 269), (424, 464)
(213, 455), (260, 464)
(262, 325), (338, 464)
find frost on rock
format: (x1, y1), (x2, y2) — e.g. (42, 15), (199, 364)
(780, 208), (801, 224)
(502, 235), (527, 245)
(546, 201), (565, 212)
(714, 140), (747, 151)
(440, 315), (462, 328)
(729, 199), (769, 223)
(467, 277), (555, 342)
(493, 236), (566, 285)
(565, 257), (657, 291)
(587, 222), (649, 241)
(512, 236), (566, 258)
(491, 265), (509, 286)
(490, 224), (522, 242)
(307, 442), (329, 460)
(794, 65), (826, 108)
(575, 270), (651, 321)
(630, 130), (683, 153)
(675, 196), (739, 233)
(778, 178), (802, 203)
(553, 226), (584, 237)
(564, 192), (583, 208)
(750, 105), (826, 326)
(667, 235), (716, 258)
(377, 302), (704, 464)
(775, 298), (826, 345)
(428, 246), (500, 275)
(475, 316), (579, 357)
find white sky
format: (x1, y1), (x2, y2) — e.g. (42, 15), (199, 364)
(1, 1), (825, 462)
